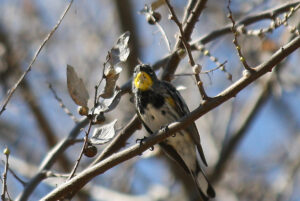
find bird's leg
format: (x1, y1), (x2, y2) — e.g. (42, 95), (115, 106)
(136, 136), (148, 144)
(160, 125), (175, 137)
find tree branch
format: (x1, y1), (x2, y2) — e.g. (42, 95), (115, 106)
(41, 35), (300, 201)
(192, 0), (300, 46)
(90, 114), (141, 166)
(211, 77), (272, 183)
(119, 1), (300, 92)
(16, 118), (89, 201)
(162, 0), (208, 81)
(0, 0), (74, 116)
(152, 1), (300, 80)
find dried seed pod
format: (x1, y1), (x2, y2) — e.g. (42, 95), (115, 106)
(78, 106), (89, 116)
(146, 11), (161, 25)
(193, 64), (202, 74)
(94, 112), (105, 124)
(84, 144), (97, 158)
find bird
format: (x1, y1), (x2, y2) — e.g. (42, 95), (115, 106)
(132, 64), (215, 200)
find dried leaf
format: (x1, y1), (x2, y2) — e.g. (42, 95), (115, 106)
(90, 119), (117, 145)
(100, 32), (130, 99)
(102, 90), (122, 112)
(67, 65), (89, 107)
(151, 0), (165, 10)
(95, 90), (122, 113)
(100, 67), (121, 99)
(110, 31), (130, 66)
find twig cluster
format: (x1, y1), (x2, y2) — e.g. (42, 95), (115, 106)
(165, 0), (209, 100)
(227, 0), (253, 71)
(240, 3), (300, 38)
(41, 35), (300, 200)
(0, 0), (74, 116)
(1, 1), (299, 201)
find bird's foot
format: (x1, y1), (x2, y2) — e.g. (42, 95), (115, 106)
(136, 136), (147, 144)
(136, 136), (154, 151)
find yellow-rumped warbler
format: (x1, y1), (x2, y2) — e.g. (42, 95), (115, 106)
(132, 64), (215, 200)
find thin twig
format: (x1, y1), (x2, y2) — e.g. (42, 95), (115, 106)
(48, 83), (79, 123)
(193, 1), (300, 47)
(197, 45), (233, 81)
(155, 22), (171, 52)
(181, 0), (197, 26)
(211, 77), (271, 183)
(67, 123), (92, 180)
(143, 1), (300, 89)
(140, 5), (171, 52)
(8, 165), (27, 187)
(0, 0), (74, 116)
(165, 0), (195, 65)
(90, 114), (141, 166)
(96, 55), (110, 103)
(46, 171), (70, 179)
(178, 0), (208, 47)
(161, 0), (207, 82)
(227, 0), (253, 71)
(165, 0), (209, 100)
(68, 63), (104, 180)
(16, 118), (89, 201)
(41, 34), (300, 201)
(153, 1), (300, 80)
(1, 147), (11, 201)
(174, 61), (228, 76)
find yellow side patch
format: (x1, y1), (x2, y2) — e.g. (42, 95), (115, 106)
(134, 72), (153, 91)
(166, 96), (176, 108)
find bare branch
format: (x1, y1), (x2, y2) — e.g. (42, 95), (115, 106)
(48, 83), (79, 123)
(211, 77), (272, 183)
(156, 1), (300, 82)
(41, 35), (300, 201)
(0, 0), (74, 116)
(1, 147), (11, 201)
(16, 118), (89, 201)
(67, 122), (92, 180)
(162, 0), (208, 81)
(227, 0), (253, 71)
(90, 114), (141, 166)
(192, 1), (300, 46)
(165, 0), (209, 100)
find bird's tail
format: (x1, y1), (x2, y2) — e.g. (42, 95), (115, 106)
(191, 165), (215, 201)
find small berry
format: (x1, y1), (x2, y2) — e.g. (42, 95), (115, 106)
(94, 113), (105, 124)
(193, 64), (202, 74)
(78, 106), (89, 116)
(146, 11), (161, 25)
(84, 144), (97, 158)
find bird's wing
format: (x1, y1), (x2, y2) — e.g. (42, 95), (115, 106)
(162, 81), (208, 166)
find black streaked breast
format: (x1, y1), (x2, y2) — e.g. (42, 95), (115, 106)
(137, 90), (165, 114)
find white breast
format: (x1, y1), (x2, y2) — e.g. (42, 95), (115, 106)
(140, 103), (197, 170)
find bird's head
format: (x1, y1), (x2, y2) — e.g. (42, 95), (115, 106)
(133, 64), (157, 91)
